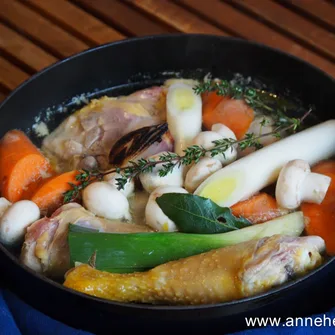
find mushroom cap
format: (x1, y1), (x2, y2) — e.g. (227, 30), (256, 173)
(103, 172), (135, 198)
(0, 200), (40, 246)
(0, 197), (11, 218)
(145, 185), (188, 232)
(192, 131), (237, 165)
(211, 123), (237, 140)
(238, 116), (280, 157)
(139, 152), (184, 193)
(185, 157), (222, 193)
(275, 159), (311, 209)
(82, 181), (131, 220)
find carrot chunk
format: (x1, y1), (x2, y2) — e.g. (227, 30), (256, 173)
(312, 160), (335, 175)
(231, 193), (282, 224)
(30, 170), (80, 215)
(202, 93), (254, 140)
(302, 161), (335, 255)
(202, 92), (224, 114)
(0, 130), (53, 202)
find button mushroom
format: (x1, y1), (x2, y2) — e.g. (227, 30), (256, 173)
(103, 172), (135, 198)
(211, 123), (237, 139)
(275, 159), (332, 210)
(139, 152), (185, 193)
(0, 200), (40, 247)
(82, 181), (131, 221)
(145, 186), (188, 232)
(239, 116), (281, 157)
(185, 157), (222, 193)
(192, 127), (237, 165)
(0, 197), (11, 217)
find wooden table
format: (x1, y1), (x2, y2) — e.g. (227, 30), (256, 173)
(0, 0), (334, 103)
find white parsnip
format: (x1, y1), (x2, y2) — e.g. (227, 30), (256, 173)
(195, 120), (335, 207)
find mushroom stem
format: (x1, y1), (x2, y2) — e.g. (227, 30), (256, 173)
(301, 172), (331, 204)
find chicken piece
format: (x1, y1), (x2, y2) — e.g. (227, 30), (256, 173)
(20, 203), (152, 278)
(64, 235), (325, 305)
(42, 86), (166, 172)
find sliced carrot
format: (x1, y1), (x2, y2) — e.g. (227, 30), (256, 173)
(202, 92), (224, 114)
(312, 160), (335, 175)
(30, 170), (80, 215)
(301, 161), (335, 255)
(0, 130), (53, 202)
(202, 94), (254, 140)
(231, 192), (283, 224)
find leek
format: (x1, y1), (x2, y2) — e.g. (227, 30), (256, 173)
(68, 211), (304, 273)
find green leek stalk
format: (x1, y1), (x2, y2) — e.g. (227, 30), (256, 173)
(68, 211), (304, 273)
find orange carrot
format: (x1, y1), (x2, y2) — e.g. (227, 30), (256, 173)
(312, 160), (335, 175)
(30, 170), (80, 215)
(231, 193), (283, 224)
(202, 92), (224, 114)
(301, 161), (335, 255)
(202, 94), (254, 140)
(0, 130), (53, 202)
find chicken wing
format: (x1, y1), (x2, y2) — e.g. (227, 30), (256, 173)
(20, 203), (152, 278)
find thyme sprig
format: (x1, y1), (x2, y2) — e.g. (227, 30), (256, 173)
(63, 169), (104, 203)
(63, 108), (312, 204)
(193, 80), (297, 127)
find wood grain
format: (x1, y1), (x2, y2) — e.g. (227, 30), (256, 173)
(0, 0), (333, 98)
(0, 56), (30, 91)
(25, 0), (125, 45)
(0, 23), (57, 72)
(234, 0), (335, 61)
(179, 0), (335, 77)
(129, 0), (228, 35)
(74, 0), (175, 35)
(281, 0), (335, 30)
(0, 0), (89, 58)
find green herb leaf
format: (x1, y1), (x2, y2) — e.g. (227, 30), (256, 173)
(156, 193), (251, 234)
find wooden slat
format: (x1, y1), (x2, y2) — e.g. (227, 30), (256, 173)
(179, 0), (335, 78)
(234, 0), (335, 61)
(0, 23), (57, 72)
(25, 0), (125, 45)
(0, 56), (30, 91)
(128, 0), (228, 35)
(0, 0), (89, 58)
(281, 0), (335, 30)
(74, 0), (175, 36)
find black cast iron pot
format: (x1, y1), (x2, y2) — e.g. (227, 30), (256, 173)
(0, 34), (334, 335)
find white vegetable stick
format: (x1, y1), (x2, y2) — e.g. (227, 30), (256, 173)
(195, 120), (335, 207)
(166, 83), (202, 155)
